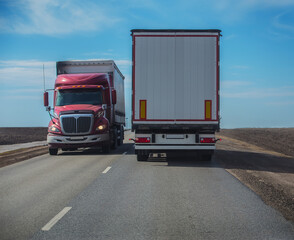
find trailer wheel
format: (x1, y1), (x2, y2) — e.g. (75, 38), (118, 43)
(137, 154), (148, 162)
(49, 148), (58, 155)
(111, 129), (118, 149)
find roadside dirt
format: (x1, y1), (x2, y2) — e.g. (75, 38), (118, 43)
(0, 127), (47, 145)
(218, 128), (294, 157)
(216, 130), (294, 223)
(0, 127), (48, 167)
(0, 145), (48, 168)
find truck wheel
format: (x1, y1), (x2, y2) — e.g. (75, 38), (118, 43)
(111, 129), (118, 149)
(117, 125), (123, 146)
(137, 154), (148, 161)
(102, 142), (110, 153)
(49, 148), (58, 155)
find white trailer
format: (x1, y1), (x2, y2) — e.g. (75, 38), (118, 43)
(131, 29), (221, 161)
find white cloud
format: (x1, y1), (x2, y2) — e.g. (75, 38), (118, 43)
(0, 60), (55, 68)
(2, 95), (40, 100)
(221, 80), (252, 88)
(0, 59), (132, 89)
(215, 0), (294, 10)
(273, 12), (294, 32)
(229, 65), (250, 70)
(115, 60), (132, 66)
(266, 100), (294, 106)
(224, 34), (237, 40)
(0, 0), (121, 35)
(222, 86), (294, 98)
(0, 60), (56, 88)
(204, 0), (294, 23)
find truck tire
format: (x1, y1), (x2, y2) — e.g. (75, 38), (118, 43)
(102, 142), (110, 153)
(137, 154), (148, 161)
(49, 148), (58, 155)
(117, 125), (123, 146)
(111, 129), (118, 149)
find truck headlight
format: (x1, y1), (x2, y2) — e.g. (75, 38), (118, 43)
(49, 125), (60, 133)
(96, 124), (107, 131)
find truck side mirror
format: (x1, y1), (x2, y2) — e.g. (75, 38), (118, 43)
(112, 89), (117, 104)
(44, 92), (49, 107)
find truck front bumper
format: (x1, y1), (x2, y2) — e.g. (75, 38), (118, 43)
(47, 133), (109, 148)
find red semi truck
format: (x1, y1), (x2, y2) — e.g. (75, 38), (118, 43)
(44, 60), (125, 155)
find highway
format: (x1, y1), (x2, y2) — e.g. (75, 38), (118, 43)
(1, 132), (294, 240)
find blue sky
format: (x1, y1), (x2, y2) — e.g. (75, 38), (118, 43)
(0, 0), (294, 128)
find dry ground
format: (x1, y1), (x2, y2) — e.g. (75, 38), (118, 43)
(218, 128), (294, 157)
(0, 127), (47, 145)
(217, 128), (294, 223)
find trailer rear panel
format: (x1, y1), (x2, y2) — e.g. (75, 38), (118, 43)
(132, 30), (220, 127)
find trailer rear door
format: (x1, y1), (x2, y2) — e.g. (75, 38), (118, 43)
(132, 30), (220, 125)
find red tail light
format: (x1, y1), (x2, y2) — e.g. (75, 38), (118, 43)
(135, 137), (150, 143)
(200, 137), (216, 143)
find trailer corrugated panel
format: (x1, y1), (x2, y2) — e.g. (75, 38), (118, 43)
(132, 30), (220, 125)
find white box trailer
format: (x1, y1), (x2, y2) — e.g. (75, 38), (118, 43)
(57, 60), (125, 124)
(131, 29), (221, 161)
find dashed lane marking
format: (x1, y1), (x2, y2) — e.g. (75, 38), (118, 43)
(102, 166), (112, 174)
(42, 207), (72, 231)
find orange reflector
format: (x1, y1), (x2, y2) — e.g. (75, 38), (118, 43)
(205, 100), (212, 120)
(140, 100), (146, 120)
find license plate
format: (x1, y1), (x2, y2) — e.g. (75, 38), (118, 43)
(70, 137), (85, 141)
(166, 134), (185, 139)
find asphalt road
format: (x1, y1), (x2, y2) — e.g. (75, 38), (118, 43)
(1, 133), (294, 240)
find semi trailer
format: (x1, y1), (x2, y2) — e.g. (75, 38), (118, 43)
(131, 29), (221, 161)
(44, 60), (125, 155)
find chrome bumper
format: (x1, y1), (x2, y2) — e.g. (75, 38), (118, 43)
(47, 133), (109, 145)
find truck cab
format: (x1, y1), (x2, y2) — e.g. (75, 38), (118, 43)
(44, 60), (125, 155)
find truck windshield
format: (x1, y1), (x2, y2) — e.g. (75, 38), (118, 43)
(55, 89), (103, 106)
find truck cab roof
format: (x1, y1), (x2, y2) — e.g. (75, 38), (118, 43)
(55, 73), (109, 88)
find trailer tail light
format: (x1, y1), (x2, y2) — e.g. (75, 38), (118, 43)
(205, 100), (212, 120)
(200, 137), (215, 143)
(135, 137), (150, 143)
(140, 100), (147, 120)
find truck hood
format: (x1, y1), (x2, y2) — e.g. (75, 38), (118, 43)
(54, 105), (103, 116)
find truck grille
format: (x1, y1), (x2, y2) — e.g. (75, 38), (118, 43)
(60, 114), (93, 135)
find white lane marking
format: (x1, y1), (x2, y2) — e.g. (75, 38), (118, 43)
(102, 166), (112, 174)
(42, 207), (72, 231)
(123, 151), (127, 155)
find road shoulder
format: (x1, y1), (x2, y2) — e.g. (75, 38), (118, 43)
(0, 146), (48, 168)
(216, 135), (294, 223)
